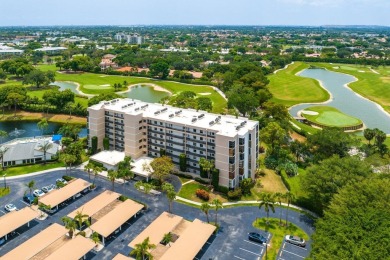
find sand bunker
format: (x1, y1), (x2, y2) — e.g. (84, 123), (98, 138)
(301, 110), (319, 115)
(198, 92), (211, 95)
(100, 84), (110, 87)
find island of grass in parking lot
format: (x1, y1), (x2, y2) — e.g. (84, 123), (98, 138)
(301, 106), (363, 128)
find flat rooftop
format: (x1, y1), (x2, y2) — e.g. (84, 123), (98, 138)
(132, 156), (154, 178)
(39, 178), (91, 208)
(68, 190), (120, 219)
(0, 206), (39, 239)
(89, 98), (258, 137)
(1, 223), (68, 260)
(90, 199), (143, 238)
(89, 150), (125, 167)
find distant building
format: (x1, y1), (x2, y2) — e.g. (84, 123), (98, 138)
(114, 33), (144, 44)
(0, 44), (24, 56)
(1, 137), (59, 167)
(34, 46), (67, 54)
(99, 54), (118, 70)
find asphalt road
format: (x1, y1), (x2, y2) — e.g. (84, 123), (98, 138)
(0, 169), (315, 259)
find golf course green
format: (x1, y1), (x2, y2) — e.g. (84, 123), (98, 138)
(301, 106), (363, 130)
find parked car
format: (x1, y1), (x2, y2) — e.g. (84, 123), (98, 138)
(285, 235), (306, 247)
(4, 204), (17, 212)
(33, 189), (45, 197)
(49, 184), (57, 190)
(248, 232), (267, 244)
(42, 186), (54, 193)
(23, 194), (35, 204)
(0, 237), (5, 246)
(56, 178), (68, 185)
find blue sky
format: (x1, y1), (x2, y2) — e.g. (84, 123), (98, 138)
(0, 0), (389, 26)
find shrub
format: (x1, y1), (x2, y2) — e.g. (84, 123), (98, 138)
(179, 154), (187, 172)
(196, 189), (210, 201)
(211, 168), (219, 189)
(215, 185), (229, 195)
(240, 178), (255, 195)
(195, 177), (209, 185)
(173, 172), (193, 179)
(62, 175), (73, 181)
(227, 188), (242, 200)
(103, 137), (109, 150)
(119, 195), (129, 201)
(91, 136), (98, 154)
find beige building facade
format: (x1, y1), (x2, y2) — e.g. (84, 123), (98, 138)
(88, 98), (259, 188)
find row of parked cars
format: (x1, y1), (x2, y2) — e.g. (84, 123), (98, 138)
(4, 178), (68, 213)
(248, 232), (306, 247)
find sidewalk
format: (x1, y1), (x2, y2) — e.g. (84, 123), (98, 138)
(175, 196), (318, 218)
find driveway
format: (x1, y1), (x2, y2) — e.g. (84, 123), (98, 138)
(0, 169), (315, 259)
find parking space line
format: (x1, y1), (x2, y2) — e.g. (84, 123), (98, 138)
(20, 200), (30, 206)
(285, 243), (307, 250)
(243, 239), (264, 247)
(234, 256), (246, 260)
(0, 210), (5, 214)
(282, 249), (305, 258)
(239, 248), (261, 256)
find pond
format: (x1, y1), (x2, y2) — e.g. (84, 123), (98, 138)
(120, 84), (170, 103)
(52, 81), (170, 103)
(0, 121), (87, 144)
(52, 81), (80, 94)
(290, 69), (390, 133)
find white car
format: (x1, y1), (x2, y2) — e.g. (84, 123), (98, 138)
(56, 178), (68, 185)
(285, 235), (306, 247)
(33, 189), (45, 197)
(4, 204), (17, 212)
(42, 185), (55, 193)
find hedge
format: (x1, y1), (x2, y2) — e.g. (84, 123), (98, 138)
(280, 171), (291, 191)
(195, 177), (209, 185)
(173, 171), (193, 179)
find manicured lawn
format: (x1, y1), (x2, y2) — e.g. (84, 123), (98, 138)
(268, 62), (330, 107)
(178, 176), (193, 184)
(302, 106), (362, 127)
(2, 161), (64, 177)
(0, 187), (10, 198)
(249, 169), (288, 201)
(253, 218), (309, 260)
(178, 181), (227, 203)
(313, 63), (390, 113)
(0, 111), (87, 125)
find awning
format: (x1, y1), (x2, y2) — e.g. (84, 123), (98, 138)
(0, 206), (39, 239)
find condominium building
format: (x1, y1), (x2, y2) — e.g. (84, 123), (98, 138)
(114, 33), (144, 45)
(88, 98), (259, 188)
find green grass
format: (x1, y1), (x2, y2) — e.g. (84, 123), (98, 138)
(178, 176), (193, 183)
(253, 218), (309, 260)
(2, 161), (64, 177)
(302, 106), (362, 127)
(178, 182), (210, 200)
(268, 62), (330, 107)
(35, 64), (57, 71)
(313, 63), (390, 113)
(0, 187), (10, 198)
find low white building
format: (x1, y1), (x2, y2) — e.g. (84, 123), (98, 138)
(2, 137), (59, 167)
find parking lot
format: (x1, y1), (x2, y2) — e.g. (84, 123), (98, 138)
(277, 239), (310, 260)
(233, 231), (271, 260)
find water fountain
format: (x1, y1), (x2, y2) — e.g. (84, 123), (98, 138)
(8, 128), (26, 137)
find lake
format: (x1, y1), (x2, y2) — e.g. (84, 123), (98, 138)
(290, 69), (390, 133)
(0, 121), (87, 144)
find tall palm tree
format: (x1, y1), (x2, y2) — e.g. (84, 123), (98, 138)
(74, 210), (90, 232)
(201, 202), (211, 223)
(273, 192), (284, 225)
(212, 198), (223, 225)
(107, 170), (118, 191)
(91, 232), (101, 248)
(162, 183), (176, 213)
(25, 180), (36, 195)
(199, 158), (215, 185)
(61, 216), (77, 238)
(65, 102), (74, 119)
(37, 141), (53, 165)
(84, 162), (94, 180)
(130, 237), (156, 260)
(258, 193), (275, 225)
(92, 165), (103, 186)
(284, 191), (295, 227)
(0, 146), (9, 170)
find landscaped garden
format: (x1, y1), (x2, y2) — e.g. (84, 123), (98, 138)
(253, 218), (309, 260)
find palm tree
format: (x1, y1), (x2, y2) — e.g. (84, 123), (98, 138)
(74, 210), (90, 232)
(162, 183), (176, 213)
(273, 192), (284, 225)
(0, 130), (8, 144)
(129, 237), (156, 260)
(37, 140), (53, 165)
(284, 191), (295, 227)
(258, 193), (275, 225)
(65, 102), (74, 119)
(92, 165), (103, 186)
(61, 216), (77, 238)
(212, 198), (223, 225)
(0, 146), (9, 170)
(161, 232), (172, 245)
(201, 202), (211, 223)
(91, 232), (101, 248)
(37, 118), (49, 136)
(107, 169), (118, 191)
(25, 180), (36, 195)
(199, 158), (215, 185)
(84, 162), (94, 180)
